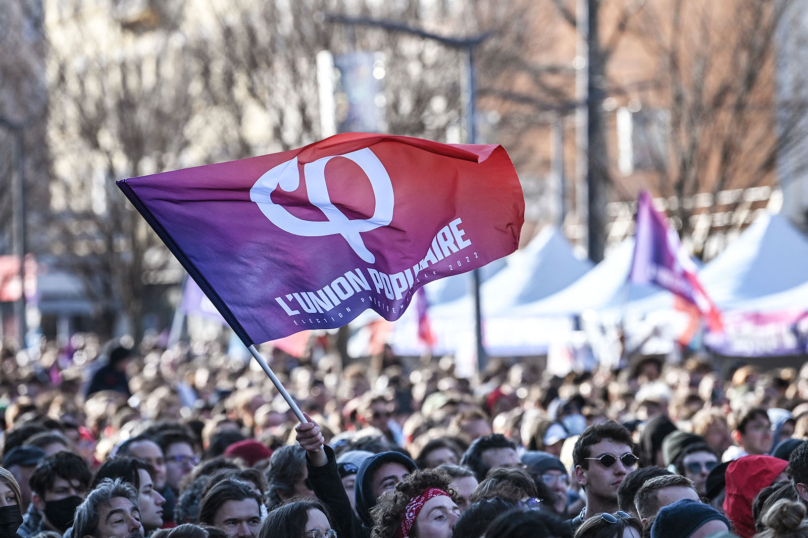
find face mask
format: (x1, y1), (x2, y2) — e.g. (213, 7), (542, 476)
(562, 414), (588, 436)
(44, 495), (84, 532)
(0, 505), (23, 538)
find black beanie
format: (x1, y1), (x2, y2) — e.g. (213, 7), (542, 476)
(355, 451), (418, 528)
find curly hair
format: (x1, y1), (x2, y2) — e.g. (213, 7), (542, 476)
(572, 421), (634, 469)
(787, 440), (808, 486)
(370, 468), (456, 538)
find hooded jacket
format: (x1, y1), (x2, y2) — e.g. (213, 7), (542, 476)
(355, 451), (418, 529)
(723, 455), (787, 538)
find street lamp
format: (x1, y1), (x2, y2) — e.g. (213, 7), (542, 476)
(322, 14), (491, 372)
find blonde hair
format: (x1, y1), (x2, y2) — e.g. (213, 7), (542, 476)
(756, 500), (808, 538)
(0, 467), (23, 509)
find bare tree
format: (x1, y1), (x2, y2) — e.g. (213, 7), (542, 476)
(46, 2), (196, 338)
(632, 0), (806, 254)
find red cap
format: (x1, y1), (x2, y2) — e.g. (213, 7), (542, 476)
(224, 439), (273, 467)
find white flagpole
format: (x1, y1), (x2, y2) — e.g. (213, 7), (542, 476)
(247, 344), (308, 424)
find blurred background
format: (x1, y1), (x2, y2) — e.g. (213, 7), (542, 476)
(1, 0), (807, 365)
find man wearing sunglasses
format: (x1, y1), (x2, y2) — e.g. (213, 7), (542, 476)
(570, 422), (636, 534)
(674, 443), (719, 497)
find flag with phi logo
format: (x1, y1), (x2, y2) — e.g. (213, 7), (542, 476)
(117, 133), (524, 346)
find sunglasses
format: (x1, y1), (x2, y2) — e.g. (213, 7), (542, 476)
(600, 511), (633, 524)
(685, 461), (719, 474)
(585, 453), (638, 469)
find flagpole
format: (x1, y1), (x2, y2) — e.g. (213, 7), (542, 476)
(247, 344), (308, 424)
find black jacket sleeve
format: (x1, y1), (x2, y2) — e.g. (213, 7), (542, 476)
(307, 446), (369, 538)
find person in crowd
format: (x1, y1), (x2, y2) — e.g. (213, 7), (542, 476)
(459, 434), (520, 482)
(638, 416), (677, 469)
(573, 511), (642, 538)
(434, 465), (476, 514)
(265, 446), (315, 511)
(198, 479), (262, 538)
(771, 438), (802, 462)
(755, 499), (808, 538)
(452, 498), (515, 538)
(524, 418), (569, 457)
(752, 482), (799, 534)
(448, 410), (494, 444)
(356, 394), (398, 447)
(222, 441), (271, 468)
(257, 499), (334, 538)
(787, 440), (808, 507)
(522, 450), (571, 517)
(617, 467), (671, 520)
(414, 440), (460, 470)
(2, 447), (45, 512)
(72, 479), (144, 538)
(725, 408), (772, 461)
(154, 430), (199, 495)
(570, 422), (637, 534)
(336, 451), (374, 516)
(18, 452), (92, 537)
(649, 499), (730, 538)
(117, 437), (174, 525)
(724, 455), (788, 538)
(23, 433), (71, 457)
(85, 344), (134, 399)
(296, 413), (417, 538)
(0, 467), (24, 538)
(674, 443), (719, 498)
(368, 468), (458, 538)
(470, 467), (538, 505)
(633, 474), (699, 523)
(92, 458), (166, 533)
(690, 410), (733, 460)
(661, 431), (703, 469)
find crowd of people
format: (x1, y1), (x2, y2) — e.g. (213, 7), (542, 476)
(2, 331), (808, 538)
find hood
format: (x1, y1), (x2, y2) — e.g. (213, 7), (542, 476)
(355, 451), (418, 528)
(723, 455), (787, 538)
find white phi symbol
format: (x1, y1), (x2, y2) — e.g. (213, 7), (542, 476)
(249, 147), (394, 263)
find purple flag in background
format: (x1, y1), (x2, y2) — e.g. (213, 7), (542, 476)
(629, 190), (722, 331)
(118, 133), (524, 346)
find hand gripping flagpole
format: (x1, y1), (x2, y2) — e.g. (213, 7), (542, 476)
(247, 345), (308, 424)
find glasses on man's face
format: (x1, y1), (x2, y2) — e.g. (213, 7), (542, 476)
(519, 497), (542, 510)
(685, 461), (719, 474)
(748, 423), (772, 434)
(599, 511), (633, 524)
(305, 530), (337, 538)
(585, 453), (638, 469)
(541, 474), (570, 488)
(167, 455), (200, 466)
(371, 410), (392, 420)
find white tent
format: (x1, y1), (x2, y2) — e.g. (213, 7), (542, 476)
(699, 212), (808, 308)
(509, 237), (661, 317)
(389, 227), (592, 356)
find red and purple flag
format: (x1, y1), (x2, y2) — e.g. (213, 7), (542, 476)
(416, 287), (436, 348)
(117, 133), (524, 346)
(629, 190), (722, 332)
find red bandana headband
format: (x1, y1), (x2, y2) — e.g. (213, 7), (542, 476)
(398, 488), (450, 538)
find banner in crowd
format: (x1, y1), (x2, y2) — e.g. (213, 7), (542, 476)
(705, 310), (808, 357)
(118, 133), (524, 345)
(629, 190), (722, 332)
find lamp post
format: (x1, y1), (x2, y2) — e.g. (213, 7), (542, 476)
(322, 14), (491, 371)
(0, 116), (28, 348)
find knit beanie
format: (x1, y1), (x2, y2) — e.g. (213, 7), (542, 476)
(651, 499), (730, 538)
(223, 439), (273, 467)
(521, 451), (568, 476)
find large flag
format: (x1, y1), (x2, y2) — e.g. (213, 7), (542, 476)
(118, 133), (524, 346)
(628, 191), (722, 332)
